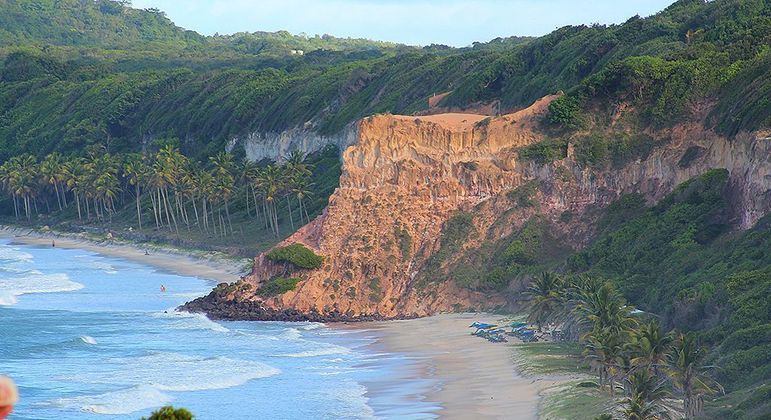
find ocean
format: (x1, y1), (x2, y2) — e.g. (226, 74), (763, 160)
(0, 239), (438, 419)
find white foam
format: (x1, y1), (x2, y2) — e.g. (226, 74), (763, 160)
(0, 247), (33, 263)
(0, 272), (83, 305)
(279, 327), (302, 340)
(151, 310), (229, 333)
(69, 352), (280, 392)
(299, 322), (325, 331)
(280, 344), (351, 358)
(88, 261), (117, 275)
(55, 385), (173, 415)
(79, 336), (97, 345)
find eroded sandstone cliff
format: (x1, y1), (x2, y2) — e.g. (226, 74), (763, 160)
(183, 95), (770, 321)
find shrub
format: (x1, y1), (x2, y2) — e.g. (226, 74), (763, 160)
(143, 406), (193, 420)
(256, 277), (301, 297)
(545, 95), (583, 129)
(518, 138), (568, 164)
(266, 243), (323, 269)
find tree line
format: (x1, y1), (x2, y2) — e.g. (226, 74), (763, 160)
(526, 272), (723, 419)
(0, 146), (315, 238)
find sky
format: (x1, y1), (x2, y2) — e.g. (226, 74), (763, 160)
(131, 0), (677, 47)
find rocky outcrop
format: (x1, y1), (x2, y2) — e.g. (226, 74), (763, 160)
(228, 124), (359, 162)
(185, 95), (770, 321)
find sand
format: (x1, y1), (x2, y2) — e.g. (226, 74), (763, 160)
(0, 227), (556, 418)
(393, 113), (490, 131)
(0, 227), (246, 284)
(362, 313), (565, 419)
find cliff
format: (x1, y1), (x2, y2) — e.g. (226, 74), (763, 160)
(183, 95), (770, 321)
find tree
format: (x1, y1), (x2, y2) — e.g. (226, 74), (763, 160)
(629, 320), (673, 376)
(142, 405), (193, 420)
(123, 154), (148, 230)
(525, 272), (563, 331)
(665, 333), (723, 419)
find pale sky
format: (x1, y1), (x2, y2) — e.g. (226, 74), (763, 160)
(131, 0), (677, 47)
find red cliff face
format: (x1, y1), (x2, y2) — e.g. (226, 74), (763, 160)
(220, 96), (769, 320)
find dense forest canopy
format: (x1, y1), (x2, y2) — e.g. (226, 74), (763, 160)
(0, 0), (768, 161)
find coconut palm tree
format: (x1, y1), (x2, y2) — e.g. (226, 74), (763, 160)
(61, 157), (85, 220)
(574, 282), (637, 335)
(255, 164), (284, 237)
(584, 328), (626, 395)
(621, 370), (673, 419)
(123, 154), (148, 229)
(210, 152), (235, 234)
(525, 272), (563, 331)
(40, 153), (65, 211)
(629, 320), (673, 376)
(665, 333), (723, 419)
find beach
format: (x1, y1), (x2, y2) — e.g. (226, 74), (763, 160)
(362, 314), (570, 420)
(0, 227), (557, 418)
(0, 226), (246, 284)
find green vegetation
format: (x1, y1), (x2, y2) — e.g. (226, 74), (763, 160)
(0, 0), (768, 163)
(0, 144), (341, 255)
(256, 277), (301, 297)
(518, 138), (567, 164)
(506, 181), (539, 208)
(506, 170), (769, 418)
(266, 243), (323, 269)
(142, 406), (193, 420)
(523, 273), (724, 419)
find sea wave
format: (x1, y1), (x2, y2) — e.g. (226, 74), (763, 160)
(279, 344), (351, 358)
(151, 310), (230, 333)
(0, 272), (83, 305)
(88, 261), (118, 275)
(79, 335), (98, 345)
(67, 352), (280, 392)
(54, 384), (173, 415)
(0, 246), (33, 263)
(279, 327), (302, 340)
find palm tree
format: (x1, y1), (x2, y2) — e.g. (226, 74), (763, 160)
(525, 272), (563, 331)
(621, 370), (673, 419)
(574, 282), (637, 335)
(629, 320), (673, 376)
(40, 153), (65, 211)
(123, 154), (148, 230)
(623, 393), (666, 420)
(665, 333), (723, 419)
(284, 150), (314, 225)
(61, 157), (85, 220)
(210, 152), (235, 234)
(584, 328), (626, 395)
(255, 164), (283, 237)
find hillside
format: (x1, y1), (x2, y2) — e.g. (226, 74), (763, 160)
(1, 0), (768, 162)
(1, 1), (770, 417)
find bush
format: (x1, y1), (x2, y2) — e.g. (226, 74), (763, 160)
(256, 277), (301, 297)
(545, 95), (583, 129)
(266, 243), (323, 269)
(143, 406), (193, 420)
(519, 138), (568, 164)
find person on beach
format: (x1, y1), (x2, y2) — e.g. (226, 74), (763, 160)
(52, 240), (55, 247)
(160, 285), (166, 293)
(0, 375), (19, 419)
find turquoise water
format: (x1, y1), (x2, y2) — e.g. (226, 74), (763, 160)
(0, 239), (438, 419)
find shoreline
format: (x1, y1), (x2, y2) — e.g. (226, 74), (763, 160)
(0, 226), (578, 418)
(0, 225), (248, 284)
(353, 313), (577, 419)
